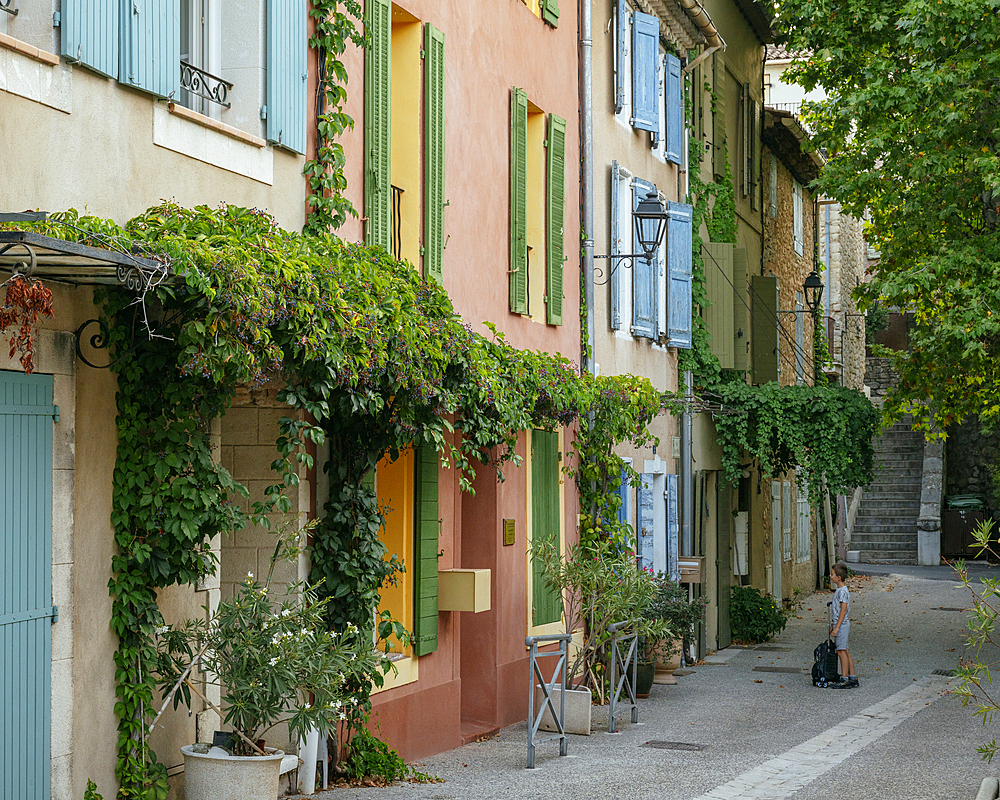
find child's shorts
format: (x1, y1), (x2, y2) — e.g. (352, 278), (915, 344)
(835, 620), (850, 650)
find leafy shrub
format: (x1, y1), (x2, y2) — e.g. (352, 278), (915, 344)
(730, 585), (789, 643)
(343, 726), (410, 783)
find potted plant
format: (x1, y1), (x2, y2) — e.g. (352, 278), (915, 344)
(532, 531), (671, 730)
(152, 572), (385, 800)
(644, 574), (708, 685)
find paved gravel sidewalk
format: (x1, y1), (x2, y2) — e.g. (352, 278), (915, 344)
(307, 572), (996, 800)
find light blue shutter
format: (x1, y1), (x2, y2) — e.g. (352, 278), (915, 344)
(1, 372), (55, 800)
(120, 0), (180, 97)
(631, 11), (658, 132)
(266, 0), (308, 153)
(638, 475), (654, 573)
(610, 160), (622, 330)
(615, 0), (627, 114)
(632, 179), (657, 339)
(666, 200), (694, 348)
(666, 473), (679, 581)
(617, 466), (629, 525)
(62, 0), (119, 77)
(664, 53), (683, 165)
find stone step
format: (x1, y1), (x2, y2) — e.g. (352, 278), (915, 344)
(855, 554), (918, 565)
(859, 498), (922, 508)
(856, 511), (921, 522)
(851, 539), (918, 551)
(853, 524), (919, 535)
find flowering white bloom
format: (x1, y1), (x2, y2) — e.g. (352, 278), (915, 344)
(305, 702), (311, 709)
(246, 572), (254, 579)
(351, 697), (358, 706)
(334, 700), (342, 709)
(269, 657), (279, 666)
(154, 625), (169, 635)
(281, 608), (292, 617)
(338, 712), (347, 721)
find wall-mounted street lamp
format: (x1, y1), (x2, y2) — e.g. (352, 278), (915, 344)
(803, 270), (824, 314)
(594, 191), (668, 284)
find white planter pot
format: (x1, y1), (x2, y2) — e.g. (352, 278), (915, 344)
(534, 685), (592, 736)
(182, 745), (285, 800)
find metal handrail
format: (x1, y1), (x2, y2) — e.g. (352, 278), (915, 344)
(525, 633), (571, 768)
(608, 620), (639, 732)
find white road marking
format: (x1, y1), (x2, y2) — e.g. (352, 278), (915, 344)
(688, 675), (952, 800)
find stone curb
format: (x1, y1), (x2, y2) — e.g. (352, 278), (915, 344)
(976, 777), (999, 800)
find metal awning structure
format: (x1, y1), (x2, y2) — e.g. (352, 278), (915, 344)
(0, 225), (170, 292)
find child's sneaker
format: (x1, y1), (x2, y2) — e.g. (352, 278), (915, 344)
(830, 678), (851, 689)
(847, 677), (860, 688)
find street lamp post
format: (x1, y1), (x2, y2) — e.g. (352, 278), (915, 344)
(802, 270), (825, 384)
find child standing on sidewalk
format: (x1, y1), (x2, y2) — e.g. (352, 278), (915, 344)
(830, 562), (859, 688)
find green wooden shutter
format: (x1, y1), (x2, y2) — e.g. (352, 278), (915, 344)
(412, 444), (440, 656)
(703, 242), (734, 369)
(510, 87), (528, 314)
(733, 248), (749, 371)
(751, 275), (779, 384)
(365, 0), (392, 250)
(531, 430), (561, 627)
(120, 0), (180, 98)
(266, 0), (308, 153)
(546, 113), (566, 326)
(423, 24), (446, 284)
(540, 0), (560, 27)
(62, 0), (119, 77)
(713, 53), (726, 181)
(1, 372), (55, 800)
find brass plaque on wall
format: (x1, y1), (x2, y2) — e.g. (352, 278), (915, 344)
(503, 518), (515, 546)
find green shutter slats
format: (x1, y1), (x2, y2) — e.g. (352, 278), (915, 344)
(365, 0), (392, 250)
(423, 24), (446, 284)
(546, 113), (566, 326)
(713, 53), (726, 180)
(62, 0), (119, 77)
(531, 430), (561, 626)
(631, 178), (657, 339)
(703, 242), (735, 368)
(664, 53), (683, 165)
(751, 275), (779, 384)
(412, 444), (440, 656)
(1, 372), (53, 800)
(630, 11), (659, 132)
(266, 0), (307, 153)
(733, 248), (749, 371)
(666, 201), (694, 348)
(540, 0), (560, 27)
(510, 87), (528, 314)
(120, 0), (179, 97)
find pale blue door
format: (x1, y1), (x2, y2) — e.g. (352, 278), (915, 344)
(1, 370), (55, 800)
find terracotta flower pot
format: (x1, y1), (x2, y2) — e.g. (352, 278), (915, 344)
(653, 638), (683, 685)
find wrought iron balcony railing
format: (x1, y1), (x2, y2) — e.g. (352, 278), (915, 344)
(180, 61), (233, 108)
(1, 0), (18, 16)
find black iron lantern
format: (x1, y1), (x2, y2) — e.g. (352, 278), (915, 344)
(633, 191), (668, 261)
(803, 270), (824, 313)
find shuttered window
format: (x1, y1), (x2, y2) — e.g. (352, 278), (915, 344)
(412, 444), (440, 656)
(632, 179), (657, 339)
(266, 0), (307, 153)
(610, 160), (623, 330)
(631, 11), (658, 133)
(531, 430), (561, 627)
(540, 0), (560, 27)
(733, 248), (749, 371)
(615, 0), (629, 115)
(751, 275), (779, 384)
(703, 242), (735, 368)
(510, 87), (529, 314)
(365, 0), (392, 250)
(546, 114), (566, 325)
(666, 473), (679, 581)
(423, 24), (446, 284)
(664, 53), (683, 165)
(741, 83), (751, 198)
(713, 53), (726, 180)
(120, 0), (180, 97)
(796, 485), (811, 563)
(637, 475), (654, 573)
(666, 201), (694, 348)
(793, 179), (804, 255)
(62, 0), (120, 78)
(782, 481), (792, 561)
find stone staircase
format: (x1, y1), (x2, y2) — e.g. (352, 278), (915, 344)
(850, 417), (924, 563)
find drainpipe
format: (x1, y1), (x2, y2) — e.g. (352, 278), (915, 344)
(580, 0), (595, 375)
(677, 0), (725, 74)
(681, 371), (694, 556)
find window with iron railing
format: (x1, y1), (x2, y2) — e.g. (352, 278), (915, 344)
(179, 0), (230, 115)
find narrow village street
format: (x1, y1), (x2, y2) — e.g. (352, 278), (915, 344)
(322, 567), (996, 800)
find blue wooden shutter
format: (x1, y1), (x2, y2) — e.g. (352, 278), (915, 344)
(615, 0), (627, 114)
(62, 0), (119, 77)
(638, 475), (654, 573)
(664, 53), (683, 165)
(1, 372), (55, 800)
(423, 23), (446, 284)
(546, 113), (567, 326)
(120, 0), (179, 97)
(531, 430), (561, 626)
(510, 87), (529, 314)
(541, 0), (560, 27)
(610, 160), (622, 330)
(631, 179), (657, 339)
(666, 200), (693, 348)
(266, 0), (307, 153)
(413, 444), (439, 656)
(617, 466), (629, 525)
(631, 11), (658, 133)
(365, 0), (392, 249)
(666, 473), (679, 581)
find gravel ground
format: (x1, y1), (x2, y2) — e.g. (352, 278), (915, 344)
(306, 570), (997, 800)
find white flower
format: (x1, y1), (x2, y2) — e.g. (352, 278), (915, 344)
(351, 697), (358, 706)
(246, 572), (254, 580)
(269, 657), (279, 666)
(305, 702), (311, 709)
(281, 608), (292, 617)
(154, 625), (169, 635)
(334, 700), (342, 709)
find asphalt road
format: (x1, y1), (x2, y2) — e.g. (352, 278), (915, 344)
(310, 568), (998, 800)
